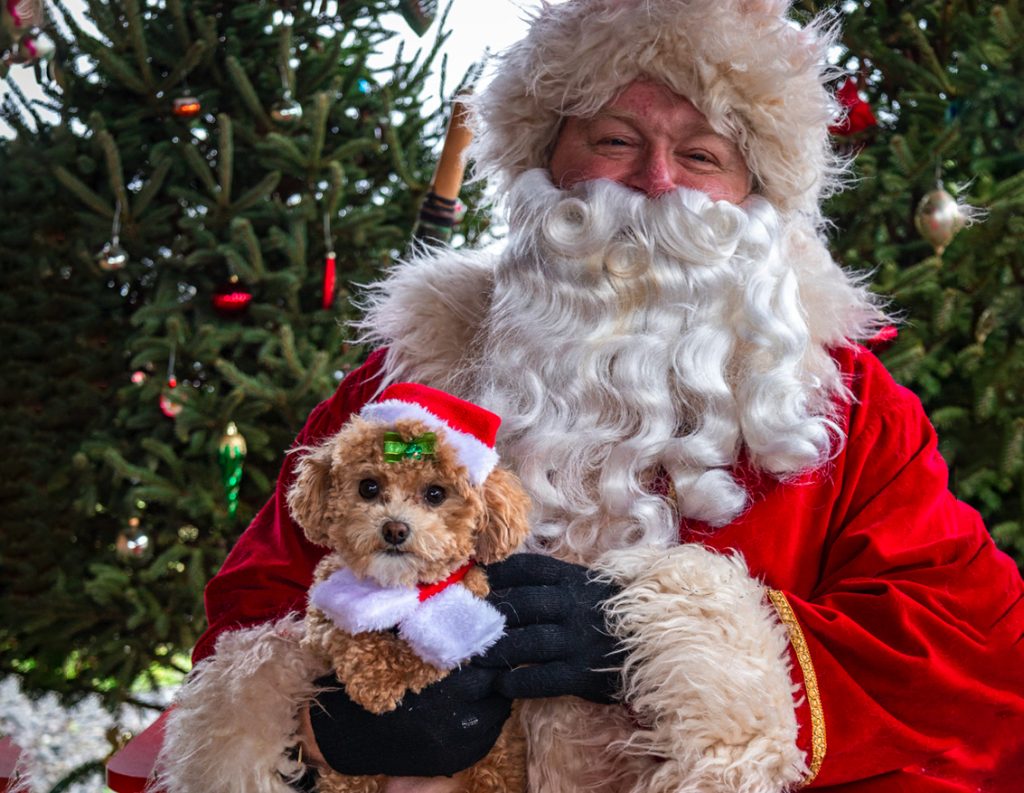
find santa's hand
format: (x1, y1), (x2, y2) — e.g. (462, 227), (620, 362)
(309, 665), (511, 777)
(478, 553), (623, 704)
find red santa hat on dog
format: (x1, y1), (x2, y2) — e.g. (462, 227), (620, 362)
(360, 383), (501, 487)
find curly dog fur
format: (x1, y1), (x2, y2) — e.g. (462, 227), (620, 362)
(288, 415), (532, 793)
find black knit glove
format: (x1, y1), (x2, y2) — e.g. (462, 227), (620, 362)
(477, 554), (623, 704)
(310, 665), (511, 777)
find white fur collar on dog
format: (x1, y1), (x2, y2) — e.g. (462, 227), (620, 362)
(309, 567), (505, 670)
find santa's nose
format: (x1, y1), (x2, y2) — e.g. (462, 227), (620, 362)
(381, 520), (410, 546)
(629, 150), (677, 198)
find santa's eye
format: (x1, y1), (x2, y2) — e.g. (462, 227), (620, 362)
(358, 478), (381, 500)
(424, 484), (447, 506)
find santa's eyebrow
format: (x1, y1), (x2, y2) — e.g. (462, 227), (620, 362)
(588, 108), (729, 143)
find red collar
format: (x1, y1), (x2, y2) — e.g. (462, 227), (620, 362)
(417, 560), (475, 602)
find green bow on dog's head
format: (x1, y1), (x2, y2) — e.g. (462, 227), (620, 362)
(383, 431), (437, 462)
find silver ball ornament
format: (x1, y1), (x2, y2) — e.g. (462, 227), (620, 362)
(97, 238), (128, 271)
(914, 186), (966, 255)
(270, 94), (303, 124)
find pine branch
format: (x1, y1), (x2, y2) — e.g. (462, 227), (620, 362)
(230, 170), (281, 215)
(230, 217), (265, 276)
(278, 324), (305, 379)
(97, 130), (131, 217)
(259, 133), (309, 171)
(288, 349), (329, 401)
(324, 160), (346, 215)
(76, 34), (149, 95)
(133, 159), (172, 216)
(900, 12), (954, 95)
(214, 358), (279, 402)
(217, 113), (233, 209)
(166, 0), (192, 53)
(377, 87), (423, 191)
(178, 140), (217, 196)
(99, 448), (165, 487)
(325, 137), (380, 166)
(155, 40), (207, 95)
(122, 0), (154, 88)
(225, 55), (273, 129)
(309, 91), (330, 171)
(53, 165), (111, 217)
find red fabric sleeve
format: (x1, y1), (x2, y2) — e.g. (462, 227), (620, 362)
(779, 352), (1024, 789)
(193, 350), (388, 663)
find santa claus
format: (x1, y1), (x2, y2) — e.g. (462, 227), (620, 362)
(157, 1), (1024, 792)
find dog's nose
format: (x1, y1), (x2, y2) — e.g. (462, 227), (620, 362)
(381, 520), (410, 546)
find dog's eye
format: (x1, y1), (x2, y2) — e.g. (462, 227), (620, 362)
(423, 484), (447, 506)
(358, 478), (381, 500)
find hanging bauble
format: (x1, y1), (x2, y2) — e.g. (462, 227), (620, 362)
(218, 421), (247, 519)
(915, 186), (966, 255)
(6, 0), (44, 30)
(270, 92), (303, 124)
(22, 27), (54, 60)
(398, 0), (437, 36)
(159, 376), (186, 418)
(322, 250), (337, 310)
(115, 517), (150, 558)
(172, 95), (202, 119)
(131, 370), (148, 385)
(212, 275), (252, 316)
(97, 238), (128, 271)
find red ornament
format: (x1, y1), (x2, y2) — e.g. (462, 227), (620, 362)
(322, 250), (337, 310)
(160, 377), (186, 418)
(173, 96), (202, 118)
(212, 276), (253, 316)
(830, 78), (877, 137)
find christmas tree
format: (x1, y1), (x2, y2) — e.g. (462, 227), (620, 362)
(0, 0), (476, 710)
(808, 0), (1024, 566)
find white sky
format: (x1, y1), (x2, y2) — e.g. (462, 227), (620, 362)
(1, 0), (540, 135)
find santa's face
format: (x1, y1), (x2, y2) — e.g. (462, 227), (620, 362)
(549, 80), (753, 204)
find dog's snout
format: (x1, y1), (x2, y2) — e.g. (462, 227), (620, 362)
(381, 520), (410, 546)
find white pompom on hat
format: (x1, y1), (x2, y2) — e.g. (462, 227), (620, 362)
(360, 382), (501, 486)
(465, 0), (846, 221)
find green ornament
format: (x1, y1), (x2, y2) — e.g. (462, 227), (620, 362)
(218, 421), (247, 518)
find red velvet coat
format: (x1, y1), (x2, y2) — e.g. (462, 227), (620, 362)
(195, 345), (1024, 791)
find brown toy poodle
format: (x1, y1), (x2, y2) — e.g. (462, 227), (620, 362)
(287, 385), (532, 793)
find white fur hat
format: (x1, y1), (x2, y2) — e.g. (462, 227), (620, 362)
(466, 0), (845, 219)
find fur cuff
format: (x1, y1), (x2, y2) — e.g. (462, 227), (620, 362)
(156, 614), (327, 793)
(594, 545), (807, 793)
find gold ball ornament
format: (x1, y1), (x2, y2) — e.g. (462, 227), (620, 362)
(914, 186), (966, 255)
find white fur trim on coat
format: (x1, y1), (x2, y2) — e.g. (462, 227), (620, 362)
(593, 544), (808, 793)
(156, 614), (326, 793)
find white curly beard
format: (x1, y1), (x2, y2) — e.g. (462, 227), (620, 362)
(468, 170), (857, 561)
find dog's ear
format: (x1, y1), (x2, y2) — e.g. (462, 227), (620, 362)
(286, 438), (335, 546)
(475, 467), (532, 564)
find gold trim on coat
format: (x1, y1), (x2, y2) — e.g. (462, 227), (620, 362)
(767, 588), (826, 785)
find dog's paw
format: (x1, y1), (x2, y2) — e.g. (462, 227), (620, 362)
(340, 669), (408, 714)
